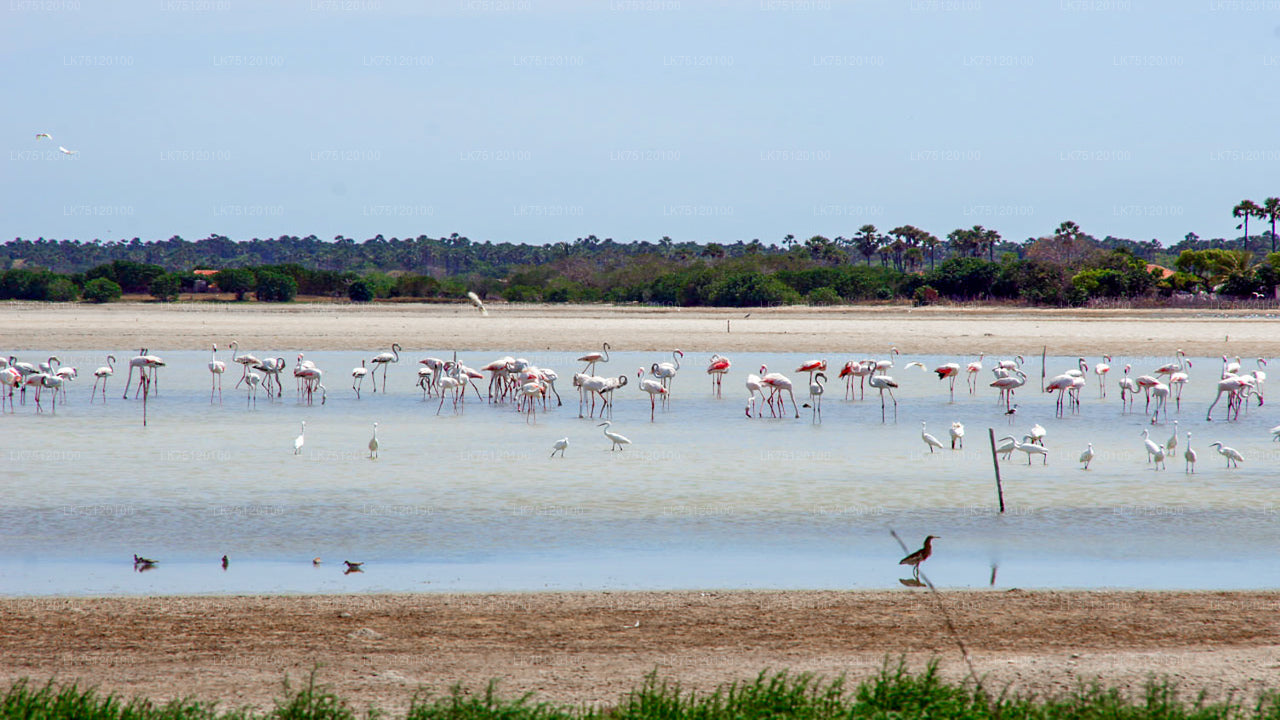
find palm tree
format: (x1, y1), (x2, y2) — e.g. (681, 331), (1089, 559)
(1234, 199), (1263, 249)
(855, 225), (880, 266)
(1263, 197), (1280, 254)
(1054, 220), (1084, 264)
(920, 231), (941, 269)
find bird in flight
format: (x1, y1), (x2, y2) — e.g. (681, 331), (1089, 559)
(58, 146), (77, 155)
(35, 132), (52, 140)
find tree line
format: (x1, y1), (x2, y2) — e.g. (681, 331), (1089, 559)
(3, 206), (1278, 306)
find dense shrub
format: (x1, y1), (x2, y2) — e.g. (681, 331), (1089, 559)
(254, 270), (297, 302)
(807, 286), (842, 306)
(347, 279), (374, 302)
(214, 268), (256, 300)
(82, 277), (122, 303)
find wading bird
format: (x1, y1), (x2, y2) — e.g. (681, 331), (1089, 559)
(1184, 432), (1197, 473)
(551, 437), (569, 458)
(90, 354), (115, 403)
(920, 421), (944, 453)
(293, 421), (306, 455)
(598, 421), (631, 451)
(208, 344), (226, 403)
(370, 343), (401, 392)
(368, 422), (379, 458)
(899, 535), (938, 579)
(1079, 443), (1094, 470)
(1208, 441), (1243, 468)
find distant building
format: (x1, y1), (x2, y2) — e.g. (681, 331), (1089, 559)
(194, 268), (219, 292)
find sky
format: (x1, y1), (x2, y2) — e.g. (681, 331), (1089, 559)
(2, 0), (1278, 248)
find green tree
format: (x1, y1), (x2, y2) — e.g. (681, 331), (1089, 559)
(348, 279), (375, 302)
(1234, 199), (1264, 246)
(148, 273), (181, 302)
(1263, 197), (1280, 254)
(46, 276), (79, 301)
(215, 268), (256, 301)
(82, 277), (122, 303)
(255, 270), (297, 302)
(854, 225), (880, 266)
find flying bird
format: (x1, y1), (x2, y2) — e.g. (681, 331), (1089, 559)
(467, 291), (488, 316)
(58, 146), (77, 155)
(35, 132), (52, 140)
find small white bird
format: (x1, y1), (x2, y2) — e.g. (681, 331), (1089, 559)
(995, 435), (1018, 460)
(58, 145), (76, 155)
(35, 132), (52, 140)
(293, 420), (306, 455)
(368, 422), (379, 459)
(1184, 432), (1197, 473)
(1079, 443), (1094, 470)
(1028, 423), (1046, 445)
(920, 421), (943, 453)
(949, 422), (964, 450)
(1151, 444), (1167, 471)
(598, 421), (631, 451)
(1165, 420), (1179, 454)
(466, 291), (488, 316)
(1208, 441), (1243, 469)
(551, 436), (569, 458)
(1014, 436), (1048, 465)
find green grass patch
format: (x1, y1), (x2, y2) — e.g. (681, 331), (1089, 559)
(5, 661), (1280, 720)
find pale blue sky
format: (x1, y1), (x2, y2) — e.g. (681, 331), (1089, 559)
(3, 1), (1277, 248)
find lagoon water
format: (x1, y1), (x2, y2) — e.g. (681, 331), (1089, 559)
(2, 349), (1278, 595)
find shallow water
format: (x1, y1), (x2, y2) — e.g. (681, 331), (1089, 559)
(2, 349), (1277, 595)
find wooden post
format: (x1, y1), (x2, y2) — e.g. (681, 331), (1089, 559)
(988, 427), (1004, 513)
(1040, 345), (1047, 392)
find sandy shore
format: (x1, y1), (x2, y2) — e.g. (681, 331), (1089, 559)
(3, 301), (1280, 356)
(2, 591), (1278, 712)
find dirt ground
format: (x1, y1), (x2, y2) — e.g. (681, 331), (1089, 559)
(3, 301), (1279, 357)
(3, 591), (1279, 713)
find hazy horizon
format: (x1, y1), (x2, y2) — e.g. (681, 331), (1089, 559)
(4, 1), (1278, 247)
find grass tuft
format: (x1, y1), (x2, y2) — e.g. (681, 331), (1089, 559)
(3, 663), (1279, 720)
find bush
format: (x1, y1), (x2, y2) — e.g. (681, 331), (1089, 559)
(148, 273), (181, 302)
(912, 285), (940, 306)
(214, 268), (256, 300)
(46, 277), (79, 302)
(807, 286), (842, 306)
(255, 270), (297, 302)
(82, 277), (122, 303)
(875, 286), (894, 300)
(708, 272), (797, 307)
(347, 279), (374, 303)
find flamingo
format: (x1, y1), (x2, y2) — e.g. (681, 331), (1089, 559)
(35, 132), (51, 140)
(637, 368), (668, 421)
(1140, 429), (1163, 467)
(578, 342), (610, 375)
(208, 344), (226, 403)
(760, 365), (799, 418)
(933, 362), (961, 400)
(949, 422), (964, 450)
(368, 422), (379, 458)
(651, 349), (684, 405)
(122, 349), (164, 399)
(1149, 381), (1170, 422)
(1271, 423), (1280, 442)
(965, 353), (985, 394)
(436, 375), (463, 414)
(598, 421), (631, 451)
(874, 346), (899, 375)
(1079, 443), (1094, 470)
(551, 437), (569, 458)
(990, 370), (1027, 410)
(706, 354), (731, 397)
(91, 356), (118, 403)
(1093, 355), (1111, 397)
(293, 421), (306, 455)
(1118, 364), (1139, 412)
(745, 368), (766, 417)
(352, 360), (368, 398)
(807, 372), (826, 421)
(795, 359), (827, 396)
(1184, 432), (1197, 473)
(1168, 363), (1191, 410)
(1045, 373), (1075, 416)
(255, 356), (287, 398)
(244, 371), (263, 406)
(1208, 441), (1243, 468)
(920, 421), (944, 453)
(868, 374), (899, 421)
(229, 341), (260, 389)
(1165, 420), (1179, 454)
(370, 343), (401, 392)
(1206, 375), (1251, 421)
(1154, 349), (1187, 377)
(517, 378), (545, 423)
(838, 359), (874, 400)
(898, 535), (937, 579)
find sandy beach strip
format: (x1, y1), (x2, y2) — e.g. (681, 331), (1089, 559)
(2, 301), (1280, 356)
(2, 590), (1278, 712)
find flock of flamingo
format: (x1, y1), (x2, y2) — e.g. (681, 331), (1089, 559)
(2, 342), (1276, 469)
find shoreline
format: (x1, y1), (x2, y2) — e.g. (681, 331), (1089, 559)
(2, 590), (1277, 711)
(3, 301), (1280, 356)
